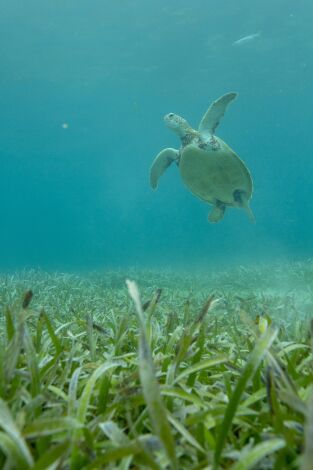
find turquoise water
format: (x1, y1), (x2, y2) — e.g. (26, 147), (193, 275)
(1, 0), (312, 270)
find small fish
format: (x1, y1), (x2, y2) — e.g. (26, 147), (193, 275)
(92, 321), (109, 335)
(232, 32), (261, 46)
(22, 290), (33, 309)
(142, 288), (162, 311)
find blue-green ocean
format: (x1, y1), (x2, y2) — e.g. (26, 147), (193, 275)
(1, 0), (312, 271)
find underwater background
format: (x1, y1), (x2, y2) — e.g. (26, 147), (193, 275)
(1, 0), (312, 272)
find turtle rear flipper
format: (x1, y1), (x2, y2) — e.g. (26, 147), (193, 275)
(150, 148), (179, 189)
(233, 189), (256, 223)
(208, 201), (226, 223)
(199, 92), (238, 135)
(242, 203), (256, 224)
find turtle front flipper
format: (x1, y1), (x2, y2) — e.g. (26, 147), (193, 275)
(208, 201), (226, 223)
(198, 92), (238, 135)
(150, 148), (179, 190)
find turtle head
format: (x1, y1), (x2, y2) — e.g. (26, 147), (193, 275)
(164, 113), (192, 138)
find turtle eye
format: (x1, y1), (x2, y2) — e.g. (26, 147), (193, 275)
(168, 113), (174, 118)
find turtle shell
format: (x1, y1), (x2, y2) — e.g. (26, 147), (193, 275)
(179, 138), (253, 207)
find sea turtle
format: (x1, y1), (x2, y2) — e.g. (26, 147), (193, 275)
(150, 92), (255, 223)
